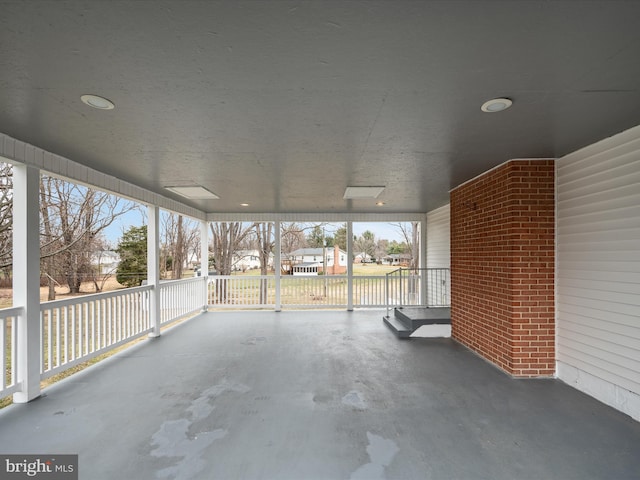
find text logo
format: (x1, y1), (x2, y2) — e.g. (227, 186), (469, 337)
(0, 455), (77, 479)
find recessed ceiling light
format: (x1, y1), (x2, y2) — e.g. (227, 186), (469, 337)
(240, 203), (249, 207)
(481, 97), (512, 113)
(376, 201), (385, 206)
(81, 94), (115, 110)
(343, 186), (385, 199)
(165, 185), (219, 200)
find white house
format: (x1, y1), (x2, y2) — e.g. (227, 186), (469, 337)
(232, 249), (272, 272)
(288, 246), (347, 275)
(91, 250), (120, 275)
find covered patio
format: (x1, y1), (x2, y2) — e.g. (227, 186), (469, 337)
(1, 310), (639, 479)
(1, 2), (640, 477)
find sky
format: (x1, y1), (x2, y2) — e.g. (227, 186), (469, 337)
(102, 210), (408, 245)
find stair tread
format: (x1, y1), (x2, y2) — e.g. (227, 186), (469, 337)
(383, 315), (412, 339)
(395, 307), (451, 329)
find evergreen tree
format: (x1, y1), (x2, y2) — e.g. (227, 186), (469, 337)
(116, 225), (147, 287)
(333, 224), (347, 250)
(306, 225), (325, 248)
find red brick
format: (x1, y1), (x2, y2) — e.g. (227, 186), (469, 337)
(450, 159), (555, 377)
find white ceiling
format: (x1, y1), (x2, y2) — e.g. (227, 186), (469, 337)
(1, 1), (640, 215)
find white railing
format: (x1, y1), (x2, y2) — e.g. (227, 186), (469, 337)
(2, 277), (208, 401)
(352, 276), (389, 307)
(159, 277), (207, 324)
(1, 306), (22, 398)
(208, 275), (276, 308)
(40, 285), (153, 379)
(207, 273), (451, 309)
(385, 268), (450, 317)
(281, 275), (348, 308)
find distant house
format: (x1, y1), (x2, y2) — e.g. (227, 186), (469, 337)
(287, 245), (347, 275)
(232, 249), (273, 272)
(382, 253), (412, 266)
(353, 252), (373, 263)
(91, 250), (120, 275)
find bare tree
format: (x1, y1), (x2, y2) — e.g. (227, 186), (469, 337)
(354, 230), (376, 262)
(39, 175), (140, 296)
(209, 222), (255, 275)
(209, 222), (255, 302)
(374, 238), (388, 263)
(161, 212), (200, 279)
(39, 177), (57, 300)
(392, 222), (420, 268)
(0, 163), (13, 280)
(254, 222), (274, 303)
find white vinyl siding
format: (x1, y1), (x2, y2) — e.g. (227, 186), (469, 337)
(556, 125), (640, 421)
(426, 204), (450, 306)
(426, 204), (450, 269)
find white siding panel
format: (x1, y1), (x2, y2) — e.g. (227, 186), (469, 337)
(558, 350), (640, 396)
(560, 286), (638, 307)
(426, 204), (450, 269)
(558, 155), (640, 192)
(559, 277), (640, 295)
(557, 124), (640, 421)
(559, 317), (640, 348)
(559, 302), (638, 330)
(426, 204), (450, 307)
(559, 183), (640, 213)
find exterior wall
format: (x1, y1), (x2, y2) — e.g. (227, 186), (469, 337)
(450, 159), (555, 377)
(556, 125), (640, 421)
(326, 245), (347, 274)
(427, 204), (451, 306)
(427, 204), (450, 269)
(290, 247), (347, 274)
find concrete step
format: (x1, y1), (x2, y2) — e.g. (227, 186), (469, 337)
(394, 307), (451, 331)
(383, 315), (412, 339)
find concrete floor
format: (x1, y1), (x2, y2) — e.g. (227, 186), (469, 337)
(1, 310), (639, 480)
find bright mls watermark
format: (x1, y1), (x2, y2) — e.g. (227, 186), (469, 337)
(0, 455), (77, 479)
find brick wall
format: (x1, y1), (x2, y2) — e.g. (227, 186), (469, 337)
(450, 159), (555, 377)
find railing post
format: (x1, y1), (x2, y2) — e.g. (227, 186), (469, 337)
(147, 205), (161, 337)
(385, 272), (390, 317)
(12, 163), (41, 403)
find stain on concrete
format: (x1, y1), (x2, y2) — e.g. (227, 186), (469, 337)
(150, 380), (250, 479)
(342, 390), (367, 410)
(350, 432), (399, 480)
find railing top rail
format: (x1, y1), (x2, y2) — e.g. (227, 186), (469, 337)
(385, 267), (447, 276)
(158, 276), (205, 287)
(41, 284), (153, 309)
(386, 268), (403, 277)
(0, 305), (24, 317)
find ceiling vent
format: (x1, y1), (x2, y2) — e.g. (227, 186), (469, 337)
(343, 186), (385, 199)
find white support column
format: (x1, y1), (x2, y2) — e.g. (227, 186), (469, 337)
(13, 164), (41, 403)
(148, 205), (161, 337)
(200, 220), (209, 311)
(420, 216), (428, 305)
(275, 220), (282, 312)
(347, 221), (354, 311)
